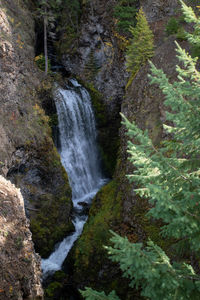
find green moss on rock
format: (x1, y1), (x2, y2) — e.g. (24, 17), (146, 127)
(72, 180), (145, 298)
(29, 145), (74, 258)
(45, 281), (63, 298)
(77, 81), (120, 176)
(73, 180), (122, 283)
(48, 113), (58, 128)
(78, 81), (107, 128)
(15, 86), (75, 258)
(44, 270), (70, 299)
(30, 195), (74, 258)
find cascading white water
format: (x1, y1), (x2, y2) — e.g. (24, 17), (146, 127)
(42, 79), (107, 277)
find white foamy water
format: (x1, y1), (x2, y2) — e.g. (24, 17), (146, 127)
(42, 80), (107, 278)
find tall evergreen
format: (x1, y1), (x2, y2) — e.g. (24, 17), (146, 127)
(37, 0), (61, 74)
(126, 7), (154, 74)
(81, 1), (200, 299)
(61, 0), (81, 33)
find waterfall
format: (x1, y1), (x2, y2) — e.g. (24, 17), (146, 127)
(42, 79), (107, 277)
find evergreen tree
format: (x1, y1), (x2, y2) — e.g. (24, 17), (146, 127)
(126, 8), (154, 74)
(181, 0), (200, 58)
(52, 0), (81, 55)
(61, 0), (81, 33)
(81, 1), (200, 299)
(37, 0), (61, 75)
(113, 0), (138, 34)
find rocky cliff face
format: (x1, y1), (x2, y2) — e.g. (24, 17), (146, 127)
(118, 0), (190, 245)
(118, 35), (190, 244)
(60, 0), (126, 112)
(67, 0), (189, 298)
(141, 0), (178, 23)
(0, 175), (43, 299)
(0, 0), (73, 259)
(57, 0), (128, 175)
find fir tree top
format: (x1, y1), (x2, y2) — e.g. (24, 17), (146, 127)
(126, 7), (154, 74)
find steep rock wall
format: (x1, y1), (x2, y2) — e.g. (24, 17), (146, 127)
(0, 175), (43, 299)
(0, 0), (73, 258)
(118, 36), (190, 240)
(60, 0), (126, 112)
(141, 0), (178, 23)
(58, 0), (127, 175)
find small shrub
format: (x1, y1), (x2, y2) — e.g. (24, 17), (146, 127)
(176, 27), (187, 40)
(48, 113), (58, 128)
(191, 45), (200, 58)
(45, 281), (62, 298)
(15, 236), (23, 250)
(165, 17), (180, 35)
(34, 54), (51, 72)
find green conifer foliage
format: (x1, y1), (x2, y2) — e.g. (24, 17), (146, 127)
(126, 8), (154, 74)
(81, 288), (120, 300)
(81, 1), (200, 299)
(37, 0), (62, 74)
(61, 0), (81, 32)
(181, 0), (200, 58)
(113, 0), (138, 34)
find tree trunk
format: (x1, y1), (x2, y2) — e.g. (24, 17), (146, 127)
(44, 7), (48, 76)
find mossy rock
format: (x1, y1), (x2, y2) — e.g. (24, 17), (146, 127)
(44, 270), (82, 300)
(31, 201), (74, 258)
(87, 84), (120, 175)
(71, 180), (145, 299)
(77, 80), (107, 128)
(20, 101), (74, 258)
(76, 80), (120, 176)
(45, 281), (63, 299)
(30, 149), (74, 258)
(72, 180), (123, 287)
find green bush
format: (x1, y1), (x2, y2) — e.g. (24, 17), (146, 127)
(34, 54), (51, 72)
(45, 281), (62, 298)
(176, 27), (187, 40)
(165, 16), (187, 41)
(191, 45), (200, 58)
(165, 17), (180, 35)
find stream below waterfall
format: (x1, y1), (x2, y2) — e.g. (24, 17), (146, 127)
(42, 79), (107, 278)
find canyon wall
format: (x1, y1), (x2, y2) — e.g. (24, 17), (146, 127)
(0, 175), (43, 299)
(64, 0), (189, 298)
(0, 0), (73, 263)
